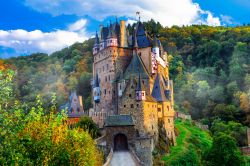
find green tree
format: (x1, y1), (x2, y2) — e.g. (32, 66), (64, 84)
(203, 133), (244, 166)
(75, 116), (100, 139)
(0, 69), (102, 165)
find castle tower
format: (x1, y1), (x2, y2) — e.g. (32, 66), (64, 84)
(119, 20), (128, 47)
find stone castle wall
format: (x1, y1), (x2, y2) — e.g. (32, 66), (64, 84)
(92, 47), (132, 127)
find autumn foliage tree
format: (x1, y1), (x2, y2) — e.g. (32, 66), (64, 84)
(0, 69), (102, 165)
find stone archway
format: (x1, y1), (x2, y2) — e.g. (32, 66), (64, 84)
(114, 133), (128, 151)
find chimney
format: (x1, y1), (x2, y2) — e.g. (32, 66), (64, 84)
(120, 20), (128, 48)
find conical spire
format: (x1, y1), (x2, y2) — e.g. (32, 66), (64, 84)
(107, 23), (116, 38)
(94, 31), (99, 46)
(94, 73), (99, 87)
(133, 28), (138, 48)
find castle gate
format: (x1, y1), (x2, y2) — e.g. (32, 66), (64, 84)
(114, 133), (128, 151)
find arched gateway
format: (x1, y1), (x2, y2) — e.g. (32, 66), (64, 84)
(104, 115), (135, 151)
(114, 133), (128, 151)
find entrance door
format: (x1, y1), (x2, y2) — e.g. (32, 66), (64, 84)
(114, 133), (128, 151)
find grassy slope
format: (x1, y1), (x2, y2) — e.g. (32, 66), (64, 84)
(162, 119), (212, 165)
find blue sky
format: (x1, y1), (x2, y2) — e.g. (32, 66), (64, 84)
(0, 0), (250, 58)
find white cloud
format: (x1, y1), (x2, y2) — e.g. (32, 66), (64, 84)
(68, 19), (87, 32)
(206, 12), (221, 26)
(220, 15), (234, 25)
(25, 0), (221, 27)
(0, 20), (88, 57)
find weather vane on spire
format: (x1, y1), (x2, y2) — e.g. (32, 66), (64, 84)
(136, 11), (141, 21)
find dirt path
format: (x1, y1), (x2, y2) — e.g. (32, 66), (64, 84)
(110, 151), (137, 166)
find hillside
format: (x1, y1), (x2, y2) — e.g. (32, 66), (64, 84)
(161, 119), (212, 165)
(1, 21), (250, 165)
(3, 22), (250, 126)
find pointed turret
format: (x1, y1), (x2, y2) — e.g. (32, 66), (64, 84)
(94, 31), (99, 46)
(93, 31), (100, 55)
(136, 71), (146, 101)
(93, 73), (101, 103)
(107, 22), (118, 47)
(134, 30), (138, 49)
(152, 35), (160, 58)
(94, 73), (100, 87)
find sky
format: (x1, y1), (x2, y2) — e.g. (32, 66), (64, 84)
(0, 0), (250, 58)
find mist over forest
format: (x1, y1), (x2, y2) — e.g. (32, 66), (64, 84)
(1, 20), (250, 165)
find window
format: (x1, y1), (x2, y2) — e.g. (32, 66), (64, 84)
(158, 108), (161, 112)
(124, 105), (126, 108)
(131, 104), (134, 108)
(103, 66), (104, 72)
(120, 84), (122, 90)
(168, 119), (170, 123)
(105, 76), (107, 82)
(136, 130), (140, 137)
(137, 104), (139, 108)
(107, 64), (109, 70)
(129, 94), (132, 97)
(108, 75), (110, 81)
(104, 89), (106, 95)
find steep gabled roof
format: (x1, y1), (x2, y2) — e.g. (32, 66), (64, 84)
(151, 74), (168, 102)
(134, 21), (152, 48)
(123, 53), (150, 80)
(105, 115), (134, 127)
(101, 27), (109, 40)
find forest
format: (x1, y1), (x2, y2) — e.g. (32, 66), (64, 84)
(1, 20), (250, 165)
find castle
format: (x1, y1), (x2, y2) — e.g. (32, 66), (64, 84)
(90, 19), (176, 165)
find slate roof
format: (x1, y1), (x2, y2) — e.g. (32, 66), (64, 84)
(93, 73), (100, 87)
(136, 73), (142, 91)
(60, 91), (85, 118)
(94, 31), (99, 46)
(105, 114), (134, 127)
(135, 21), (152, 48)
(101, 27), (109, 41)
(151, 74), (168, 102)
(123, 53), (150, 80)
